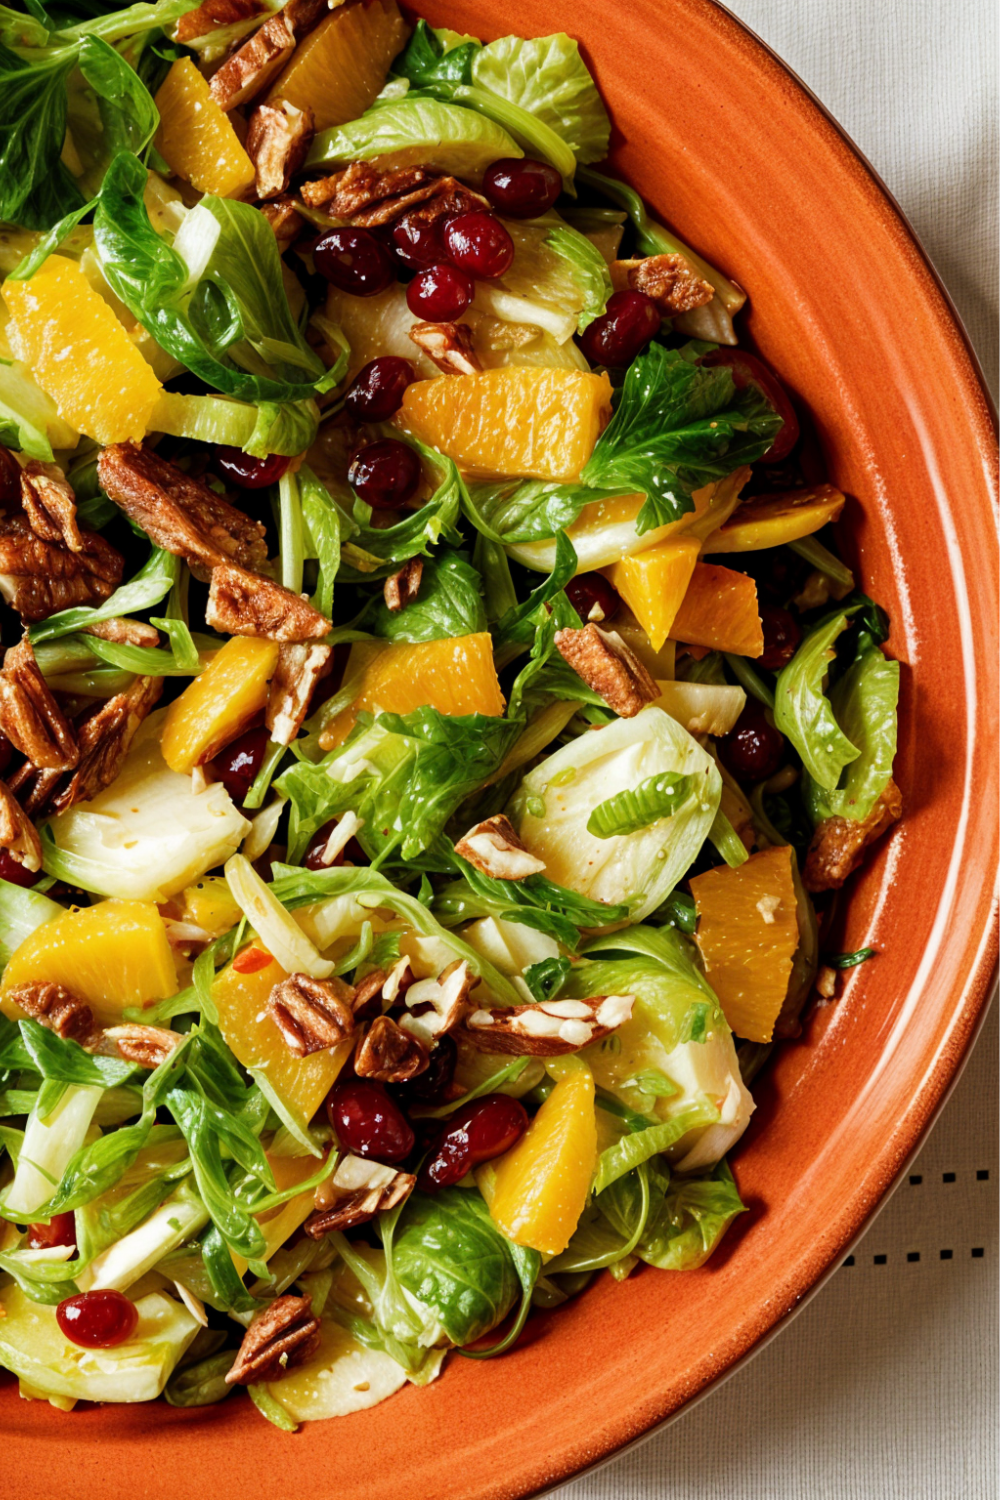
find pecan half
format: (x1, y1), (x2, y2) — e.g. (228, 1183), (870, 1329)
(20, 461), (83, 552)
(225, 1294), (321, 1385)
(209, 11), (296, 112)
(85, 617), (160, 648)
(174, 0), (268, 42)
(803, 779), (903, 892)
(0, 514), (123, 623)
(354, 1014), (428, 1082)
(614, 254), (715, 315)
(97, 444), (268, 584)
(453, 814), (545, 881)
(462, 994), (635, 1056)
(247, 98), (314, 199)
(261, 195), (306, 253)
(206, 562), (332, 642)
(265, 641), (332, 745)
(6, 981), (95, 1044)
(0, 638), (78, 770)
(554, 623), (659, 717)
(304, 1155), (415, 1237)
(47, 675), (163, 815)
(398, 959), (474, 1048)
(99, 1024), (183, 1068)
(300, 161), (432, 214)
(408, 321), (481, 375)
(0, 779), (43, 872)
(268, 972), (355, 1057)
(382, 557), (422, 613)
(7, 763), (61, 819)
(351, 967), (388, 1021)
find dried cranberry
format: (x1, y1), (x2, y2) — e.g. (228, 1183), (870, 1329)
(327, 1078), (414, 1163)
(344, 357), (416, 422)
(213, 724), (270, 806)
(758, 605), (802, 671)
(579, 290), (660, 368)
(302, 819), (368, 870)
(700, 349), (800, 463)
(405, 262), (475, 322)
(0, 446), (20, 507)
(0, 849), (41, 888)
(717, 700), (786, 782)
(391, 1035), (457, 1106)
(214, 449), (291, 490)
(348, 439), (421, 510)
(418, 1094), (528, 1191)
(57, 1290), (138, 1349)
(0, 734), (12, 776)
(27, 1213), (76, 1251)
(391, 211), (450, 269)
(483, 157), (562, 219)
(442, 211), (514, 278)
(565, 572), (620, 624)
(314, 228), (396, 296)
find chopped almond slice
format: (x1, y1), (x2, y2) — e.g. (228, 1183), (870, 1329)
(462, 995), (635, 1056)
(454, 814), (546, 881)
(246, 98), (314, 199)
(398, 960), (474, 1048)
(554, 622), (659, 717)
(206, 562), (332, 642)
(209, 12), (296, 112)
(408, 321), (481, 375)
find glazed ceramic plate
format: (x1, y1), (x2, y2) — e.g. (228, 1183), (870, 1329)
(6, 1), (997, 1495)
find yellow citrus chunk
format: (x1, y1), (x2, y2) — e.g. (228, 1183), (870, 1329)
(3, 256), (162, 445)
(603, 537), (702, 652)
(171, 877), (242, 938)
(2, 901), (177, 1027)
(671, 562), (764, 657)
(268, 0), (409, 133)
(160, 637), (279, 773)
(320, 633), (504, 749)
(702, 484), (846, 553)
(154, 58), (255, 197)
(690, 844), (799, 1044)
(485, 1066), (597, 1255)
(399, 367), (613, 482)
(228, 1150), (326, 1273)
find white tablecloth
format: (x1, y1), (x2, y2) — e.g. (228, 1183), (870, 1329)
(556, 3), (998, 1496)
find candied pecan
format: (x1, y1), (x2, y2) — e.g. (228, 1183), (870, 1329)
(463, 994), (635, 1056)
(398, 960), (474, 1048)
(615, 254), (715, 315)
(85, 617), (160, 648)
(382, 557), (422, 613)
(174, 0), (268, 42)
(20, 461), (83, 552)
(47, 676), (163, 815)
(803, 779), (903, 892)
(225, 1294), (320, 1385)
(247, 98), (314, 200)
(268, 972), (355, 1057)
(304, 1155), (415, 1237)
(0, 514), (123, 623)
(554, 623), (659, 717)
(300, 161), (432, 214)
(261, 195), (306, 253)
(351, 967), (388, 1021)
(265, 641), (332, 745)
(100, 1024), (183, 1068)
(354, 1014), (428, 1082)
(206, 562), (331, 642)
(97, 444), (268, 584)
(7, 981), (95, 1044)
(0, 638), (78, 771)
(454, 814), (545, 881)
(7, 762), (61, 819)
(0, 779), (43, 872)
(408, 321), (481, 375)
(382, 180), (488, 229)
(209, 11), (296, 112)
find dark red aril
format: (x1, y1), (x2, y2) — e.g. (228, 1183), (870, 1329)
(718, 700), (786, 783)
(348, 439), (421, 510)
(483, 157), (562, 219)
(566, 572), (621, 624)
(391, 1035), (457, 1107)
(327, 1078), (415, 1163)
(344, 357), (416, 422)
(214, 448), (291, 490)
(418, 1094), (528, 1191)
(0, 848), (41, 888)
(314, 228), (396, 296)
(27, 1213), (76, 1251)
(579, 290), (660, 368)
(57, 1290), (138, 1349)
(699, 349), (800, 463)
(213, 724), (270, 807)
(758, 605), (802, 671)
(391, 211), (450, 269)
(405, 262), (475, 322)
(442, 211), (514, 279)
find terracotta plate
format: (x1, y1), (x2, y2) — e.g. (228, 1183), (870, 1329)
(5, 1), (997, 1494)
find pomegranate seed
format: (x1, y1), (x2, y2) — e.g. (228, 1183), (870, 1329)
(391, 211), (450, 269)
(314, 228), (396, 296)
(27, 1213), (76, 1250)
(0, 848), (41, 888)
(212, 724), (270, 807)
(406, 262), (475, 322)
(327, 1078), (414, 1163)
(344, 357), (416, 422)
(442, 211), (514, 279)
(758, 605), (802, 671)
(565, 572), (620, 624)
(57, 1290), (138, 1349)
(348, 439), (421, 510)
(233, 946), (274, 974)
(579, 290), (660, 368)
(214, 449), (291, 490)
(390, 1036), (457, 1106)
(718, 701), (786, 782)
(483, 157), (562, 219)
(418, 1094), (528, 1191)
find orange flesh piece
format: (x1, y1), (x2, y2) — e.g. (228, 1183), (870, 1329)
(701, 484), (846, 553)
(487, 1068), (597, 1255)
(603, 537), (702, 652)
(160, 637), (279, 773)
(670, 562), (764, 657)
(154, 57), (255, 196)
(267, 0), (409, 132)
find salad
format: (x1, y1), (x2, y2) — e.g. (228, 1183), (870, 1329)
(0, 0), (902, 1430)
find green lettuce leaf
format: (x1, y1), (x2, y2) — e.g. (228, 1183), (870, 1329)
(463, 475), (632, 546)
(355, 551), (487, 643)
(638, 1158), (746, 1270)
(470, 33), (610, 164)
(587, 773), (697, 839)
(773, 610), (862, 790)
(802, 642), (899, 823)
(542, 224), (611, 330)
(307, 97), (521, 183)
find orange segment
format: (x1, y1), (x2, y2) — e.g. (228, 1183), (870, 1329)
(399, 368), (613, 482)
(2, 901), (177, 1027)
(160, 637), (279, 773)
(702, 484), (846, 553)
(670, 562), (763, 657)
(154, 58), (255, 197)
(320, 633), (504, 749)
(268, 0), (408, 132)
(3, 256), (162, 445)
(603, 537), (701, 652)
(690, 844), (799, 1044)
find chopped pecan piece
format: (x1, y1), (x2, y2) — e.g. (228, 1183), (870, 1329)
(554, 623), (659, 717)
(20, 461), (83, 552)
(47, 676), (163, 815)
(265, 641), (332, 745)
(225, 1294), (321, 1385)
(7, 762), (61, 819)
(174, 0), (268, 42)
(206, 562), (332, 642)
(354, 1014), (428, 1082)
(408, 321), (481, 375)
(614, 254), (715, 315)
(268, 972), (355, 1057)
(97, 444), (268, 584)
(0, 779), (43, 872)
(304, 1155), (415, 1237)
(0, 514), (123, 623)
(0, 638), (78, 771)
(351, 967), (388, 1021)
(85, 617), (160, 648)
(463, 994), (635, 1056)
(803, 779), (903, 893)
(99, 1024), (183, 1068)
(209, 11), (296, 112)
(454, 814), (545, 881)
(382, 557), (422, 613)
(398, 959), (474, 1048)
(247, 98), (314, 200)
(261, 195), (306, 253)
(364, 178), (487, 230)
(300, 160), (432, 214)
(6, 981), (96, 1044)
